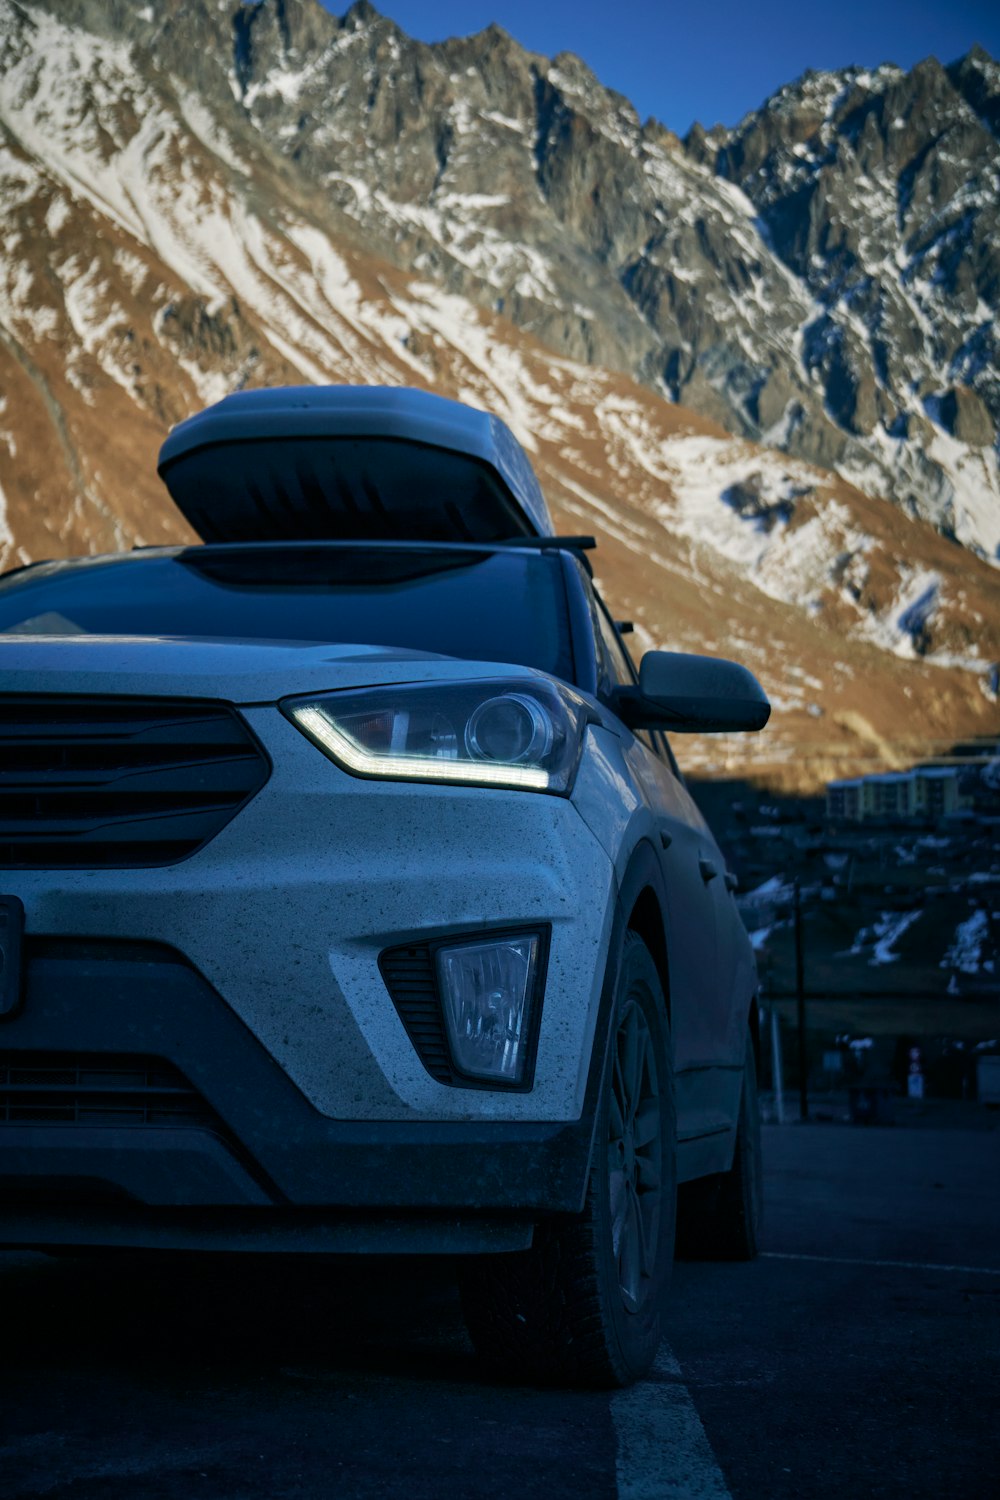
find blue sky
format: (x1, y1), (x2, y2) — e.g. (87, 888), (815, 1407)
(320, 1), (1000, 135)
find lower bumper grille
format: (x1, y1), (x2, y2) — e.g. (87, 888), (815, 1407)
(0, 1053), (218, 1129)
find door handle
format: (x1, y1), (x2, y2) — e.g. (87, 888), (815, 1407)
(698, 856), (719, 883)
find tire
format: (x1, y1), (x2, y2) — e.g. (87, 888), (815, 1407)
(460, 931), (676, 1388)
(676, 1026), (762, 1261)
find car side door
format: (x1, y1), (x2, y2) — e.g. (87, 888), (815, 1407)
(587, 591), (745, 1147)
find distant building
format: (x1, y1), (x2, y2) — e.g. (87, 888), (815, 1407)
(826, 767), (973, 823)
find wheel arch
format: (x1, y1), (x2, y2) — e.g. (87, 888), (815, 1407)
(577, 839), (673, 1192)
(624, 887), (670, 1029)
(619, 839), (672, 1029)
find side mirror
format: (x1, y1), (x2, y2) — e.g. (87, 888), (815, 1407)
(612, 651), (770, 733)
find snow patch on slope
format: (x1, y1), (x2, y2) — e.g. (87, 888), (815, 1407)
(649, 435), (855, 602)
(844, 909), (922, 965)
(942, 910), (989, 974)
(839, 423), (1000, 564)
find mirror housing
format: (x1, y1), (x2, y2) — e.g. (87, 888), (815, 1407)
(612, 651), (770, 733)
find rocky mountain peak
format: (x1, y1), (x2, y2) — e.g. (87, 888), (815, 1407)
(4, 3), (997, 568)
(1, 0), (999, 786)
(947, 44), (1000, 136)
(343, 0), (381, 26)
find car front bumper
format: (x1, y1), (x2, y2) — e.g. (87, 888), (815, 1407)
(0, 711), (619, 1243)
(0, 936), (609, 1250)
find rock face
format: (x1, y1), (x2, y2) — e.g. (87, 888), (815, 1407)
(704, 54), (1000, 548)
(6, 0), (997, 556)
(0, 0), (998, 788)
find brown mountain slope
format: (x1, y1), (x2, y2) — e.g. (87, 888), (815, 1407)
(13, 0), (997, 556)
(0, 2), (997, 790)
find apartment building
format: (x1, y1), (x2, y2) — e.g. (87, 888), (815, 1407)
(826, 767), (972, 823)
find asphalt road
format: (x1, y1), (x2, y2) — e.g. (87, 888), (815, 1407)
(2, 1118), (998, 1500)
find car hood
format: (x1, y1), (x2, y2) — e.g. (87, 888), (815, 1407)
(0, 635), (544, 702)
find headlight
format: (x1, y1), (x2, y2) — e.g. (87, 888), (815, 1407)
(282, 678), (588, 793)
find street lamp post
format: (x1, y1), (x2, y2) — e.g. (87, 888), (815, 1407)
(794, 879), (809, 1122)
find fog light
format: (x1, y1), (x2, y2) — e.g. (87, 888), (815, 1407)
(437, 933), (541, 1084)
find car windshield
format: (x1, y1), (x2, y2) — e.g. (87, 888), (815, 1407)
(0, 545), (576, 681)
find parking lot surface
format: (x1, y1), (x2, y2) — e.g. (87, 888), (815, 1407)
(2, 1118), (997, 1500)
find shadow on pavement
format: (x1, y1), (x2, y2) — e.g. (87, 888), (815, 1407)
(1, 1250), (475, 1382)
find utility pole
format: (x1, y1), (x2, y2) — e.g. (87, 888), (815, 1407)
(770, 1005), (786, 1125)
(794, 879), (809, 1122)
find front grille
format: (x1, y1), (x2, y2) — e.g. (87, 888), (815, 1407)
(0, 696), (270, 866)
(0, 1053), (218, 1129)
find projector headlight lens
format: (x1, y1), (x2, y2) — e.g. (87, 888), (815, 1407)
(283, 678), (587, 793)
(466, 694), (553, 764)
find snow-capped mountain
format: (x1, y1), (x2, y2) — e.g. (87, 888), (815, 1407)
(8, 0), (998, 556)
(696, 50), (1000, 558)
(0, 0), (998, 787)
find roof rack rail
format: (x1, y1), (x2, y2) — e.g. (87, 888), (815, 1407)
(488, 535), (596, 551)
(486, 535), (596, 573)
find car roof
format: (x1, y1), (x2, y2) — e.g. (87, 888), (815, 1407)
(0, 537), (599, 586)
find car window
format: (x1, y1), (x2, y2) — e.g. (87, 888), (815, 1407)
(590, 591), (687, 774)
(582, 587), (628, 699)
(588, 590), (660, 758)
(593, 595), (636, 688)
(0, 546), (576, 683)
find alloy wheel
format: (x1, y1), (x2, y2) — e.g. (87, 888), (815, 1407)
(607, 996), (663, 1313)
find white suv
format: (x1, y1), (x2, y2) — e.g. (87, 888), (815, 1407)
(0, 386), (768, 1387)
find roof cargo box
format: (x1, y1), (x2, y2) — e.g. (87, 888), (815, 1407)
(157, 385), (554, 544)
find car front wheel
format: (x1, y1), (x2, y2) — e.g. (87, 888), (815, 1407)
(460, 931), (677, 1387)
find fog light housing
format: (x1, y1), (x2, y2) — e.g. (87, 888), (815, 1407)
(437, 932), (543, 1084)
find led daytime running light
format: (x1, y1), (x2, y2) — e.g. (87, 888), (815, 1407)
(292, 704), (551, 790)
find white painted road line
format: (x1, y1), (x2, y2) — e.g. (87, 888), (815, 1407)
(761, 1251), (1000, 1277)
(611, 1346), (732, 1500)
